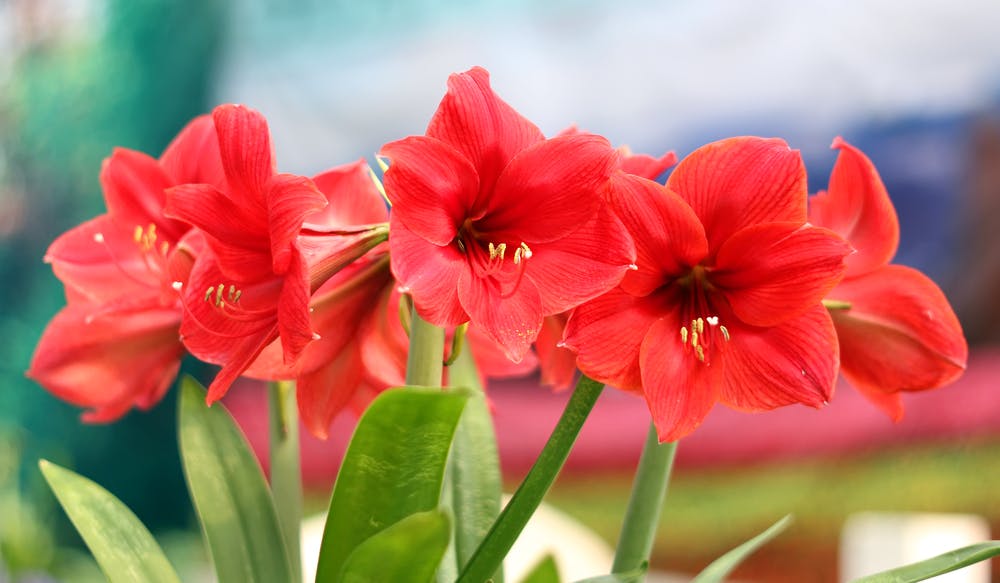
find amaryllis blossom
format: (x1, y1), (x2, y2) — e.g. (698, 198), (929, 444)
(28, 115), (224, 421)
(382, 66), (636, 362)
(166, 105), (386, 403)
(537, 141), (679, 391)
(247, 160), (534, 436)
(565, 137), (853, 442)
(810, 138), (967, 419)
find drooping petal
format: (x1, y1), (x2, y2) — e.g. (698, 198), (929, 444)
(265, 173), (327, 274)
(426, 66), (544, 200)
(468, 324), (539, 379)
(159, 114), (226, 190)
(535, 313), (578, 391)
(359, 286), (409, 389)
(640, 316), (722, 442)
(213, 104), (274, 207)
(478, 134), (619, 244)
(296, 344), (366, 438)
(276, 249), (315, 364)
(28, 300), (184, 421)
(607, 173), (708, 297)
(45, 215), (158, 303)
(381, 136), (480, 245)
(564, 287), (666, 394)
(718, 304), (838, 412)
(525, 202), (635, 315)
(712, 222), (851, 327)
(809, 137), (900, 277)
(458, 263), (543, 362)
(165, 183), (269, 251)
(309, 160), (389, 228)
(830, 265), (967, 403)
(849, 381), (905, 421)
(100, 148), (187, 241)
(388, 213), (470, 326)
(667, 137), (807, 254)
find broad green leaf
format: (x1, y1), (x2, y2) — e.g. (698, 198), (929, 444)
(851, 541), (1000, 582)
(315, 386), (469, 582)
(178, 377), (293, 583)
(574, 565), (646, 583)
(340, 510), (451, 583)
(520, 555), (560, 583)
(39, 460), (180, 583)
(447, 346), (504, 581)
(691, 515), (793, 583)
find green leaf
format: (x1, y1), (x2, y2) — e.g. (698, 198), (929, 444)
(691, 515), (793, 583)
(39, 460), (181, 583)
(340, 510), (451, 583)
(178, 377), (293, 583)
(315, 386), (469, 582)
(851, 541), (1000, 582)
(447, 345), (504, 580)
(519, 555), (560, 583)
(574, 565), (646, 583)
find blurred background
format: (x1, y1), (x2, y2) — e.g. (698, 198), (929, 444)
(3, 0), (1000, 581)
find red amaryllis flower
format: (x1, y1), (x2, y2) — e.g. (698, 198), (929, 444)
(382, 66), (636, 362)
(565, 137), (853, 441)
(536, 140), (679, 390)
(166, 105), (386, 403)
(28, 115), (224, 421)
(245, 160), (534, 436)
(809, 137), (967, 419)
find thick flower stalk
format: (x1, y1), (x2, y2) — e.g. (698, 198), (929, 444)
(810, 137), (967, 418)
(382, 66), (636, 362)
(28, 116), (224, 420)
(565, 137), (853, 441)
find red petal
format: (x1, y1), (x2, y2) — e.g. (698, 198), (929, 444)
(620, 150), (678, 180)
(849, 382), (905, 421)
(309, 160), (389, 227)
(297, 345), (366, 438)
(46, 215), (159, 303)
(100, 148), (188, 241)
(213, 104), (274, 205)
(719, 304), (838, 411)
(28, 301), (183, 421)
(809, 137), (900, 277)
(667, 137), (807, 254)
(712, 222), (851, 327)
(479, 134), (618, 244)
(389, 213), (470, 326)
(608, 173), (708, 297)
(277, 250), (315, 364)
(564, 287), (664, 393)
(536, 313), (578, 391)
(525, 202), (635, 315)
(831, 265), (967, 401)
(159, 114), (226, 190)
(360, 286), (409, 388)
(381, 136), (479, 245)
(640, 315), (721, 442)
(426, 66), (544, 196)
(458, 264), (543, 362)
(468, 323), (539, 379)
(265, 173), (327, 274)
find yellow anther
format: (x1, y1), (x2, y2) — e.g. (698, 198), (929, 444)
(680, 326), (689, 345)
(720, 325), (730, 342)
(488, 242), (506, 261)
(519, 242), (533, 259)
(214, 284), (225, 307)
(204, 286), (215, 301)
(228, 285), (236, 301)
(134, 225), (143, 243)
(695, 345), (705, 362)
(695, 318), (705, 335)
(233, 290), (242, 303)
(690, 330), (699, 348)
(160, 241), (169, 255)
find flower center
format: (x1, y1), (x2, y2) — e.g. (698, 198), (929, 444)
(674, 265), (729, 365)
(680, 315), (730, 364)
(456, 224), (533, 298)
(204, 283), (243, 308)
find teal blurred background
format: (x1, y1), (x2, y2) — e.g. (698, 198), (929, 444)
(4, 1), (1000, 581)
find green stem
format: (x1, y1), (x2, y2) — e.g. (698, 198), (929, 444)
(268, 381), (302, 582)
(456, 375), (605, 583)
(612, 423), (677, 577)
(405, 306), (445, 387)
